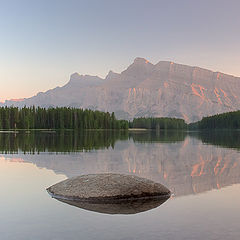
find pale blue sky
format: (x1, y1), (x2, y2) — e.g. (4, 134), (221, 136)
(0, 0), (240, 101)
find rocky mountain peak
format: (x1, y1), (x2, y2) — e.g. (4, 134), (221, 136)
(2, 58), (240, 123)
(105, 70), (119, 80)
(122, 57), (155, 77)
(70, 72), (81, 79)
(133, 57), (152, 65)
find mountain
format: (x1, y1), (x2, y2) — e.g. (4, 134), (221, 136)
(3, 57), (240, 122)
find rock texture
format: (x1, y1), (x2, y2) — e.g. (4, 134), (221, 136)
(47, 173), (171, 202)
(3, 57), (240, 122)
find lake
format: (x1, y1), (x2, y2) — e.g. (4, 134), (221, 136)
(0, 130), (240, 240)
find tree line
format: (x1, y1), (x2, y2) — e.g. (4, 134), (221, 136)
(0, 106), (128, 130)
(4, 106), (239, 131)
(189, 110), (240, 130)
(129, 117), (187, 130)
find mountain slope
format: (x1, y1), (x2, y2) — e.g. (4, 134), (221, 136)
(3, 58), (240, 122)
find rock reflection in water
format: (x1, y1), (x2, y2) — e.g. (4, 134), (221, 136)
(55, 196), (169, 215)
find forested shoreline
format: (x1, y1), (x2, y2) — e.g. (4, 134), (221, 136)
(0, 106), (188, 130)
(1, 106), (239, 131)
(0, 107), (128, 130)
(189, 110), (240, 130)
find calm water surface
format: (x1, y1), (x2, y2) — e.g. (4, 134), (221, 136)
(0, 130), (240, 240)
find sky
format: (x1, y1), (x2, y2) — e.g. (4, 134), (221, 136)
(0, 0), (240, 102)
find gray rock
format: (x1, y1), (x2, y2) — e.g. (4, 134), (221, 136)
(47, 173), (171, 202)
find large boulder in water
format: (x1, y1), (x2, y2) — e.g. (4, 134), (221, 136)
(47, 173), (171, 202)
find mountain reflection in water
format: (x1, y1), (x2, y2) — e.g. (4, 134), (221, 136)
(0, 130), (240, 198)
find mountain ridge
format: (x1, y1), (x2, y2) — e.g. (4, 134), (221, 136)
(2, 57), (240, 123)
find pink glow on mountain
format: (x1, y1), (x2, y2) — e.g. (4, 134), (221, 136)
(221, 89), (231, 102)
(182, 113), (189, 122)
(214, 88), (222, 104)
(220, 88), (232, 105)
(191, 83), (206, 100)
(232, 161), (239, 169)
(164, 82), (169, 88)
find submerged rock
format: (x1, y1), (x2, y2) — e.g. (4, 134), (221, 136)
(57, 196), (169, 214)
(47, 173), (171, 202)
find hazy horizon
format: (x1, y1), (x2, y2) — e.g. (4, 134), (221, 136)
(1, 0), (240, 102)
